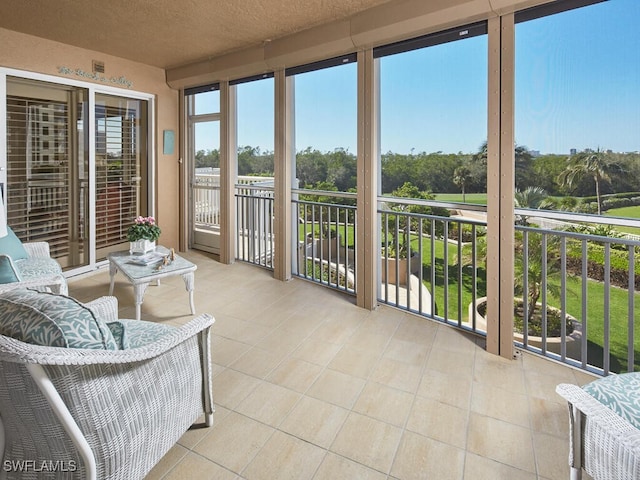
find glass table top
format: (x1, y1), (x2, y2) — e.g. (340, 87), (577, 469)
(107, 246), (196, 280)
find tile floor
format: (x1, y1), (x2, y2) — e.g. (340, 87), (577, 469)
(68, 250), (597, 480)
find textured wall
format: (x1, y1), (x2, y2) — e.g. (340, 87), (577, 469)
(0, 27), (180, 249)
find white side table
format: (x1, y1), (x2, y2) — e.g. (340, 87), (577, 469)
(107, 246), (197, 320)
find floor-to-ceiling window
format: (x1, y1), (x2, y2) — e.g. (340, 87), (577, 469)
(376, 23), (488, 326)
(2, 71), (152, 273)
(515, 0), (640, 373)
(234, 74), (275, 266)
(288, 55), (357, 290)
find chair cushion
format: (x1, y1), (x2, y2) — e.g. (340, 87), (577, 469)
(0, 227), (29, 261)
(0, 289), (118, 350)
(14, 257), (63, 280)
(583, 372), (640, 430)
(0, 256), (21, 284)
(107, 319), (175, 349)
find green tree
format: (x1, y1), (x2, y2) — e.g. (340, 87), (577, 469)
(383, 182), (449, 258)
(558, 148), (620, 215)
(473, 141), (535, 192)
(453, 165), (473, 202)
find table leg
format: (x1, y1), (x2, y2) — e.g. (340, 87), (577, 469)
(133, 283), (149, 320)
(108, 262), (118, 296)
(182, 272), (196, 314)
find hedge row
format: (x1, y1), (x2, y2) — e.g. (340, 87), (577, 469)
(565, 242), (640, 290)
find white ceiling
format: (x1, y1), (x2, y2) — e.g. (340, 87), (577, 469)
(0, 0), (399, 69)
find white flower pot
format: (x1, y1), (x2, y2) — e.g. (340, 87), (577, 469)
(129, 239), (156, 255)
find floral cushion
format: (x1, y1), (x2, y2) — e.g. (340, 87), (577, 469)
(582, 372), (640, 430)
(107, 319), (175, 349)
(0, 289), (118, 350)
(14, 257), (63, 280)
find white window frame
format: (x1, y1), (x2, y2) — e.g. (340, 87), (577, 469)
(0, 67), (156, 275)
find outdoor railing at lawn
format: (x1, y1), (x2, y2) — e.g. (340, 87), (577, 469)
(513, 208), (640, 375)
(378, 200), (640, 375)
(220, 173), (640, 375)
(378, 198), (488, 336)
(293, 190), (357, 293)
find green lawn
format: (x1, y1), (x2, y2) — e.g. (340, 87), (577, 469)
(605, 205), (640, 235)
(549, 277), (640, 373)
(433, 193), (487, 205)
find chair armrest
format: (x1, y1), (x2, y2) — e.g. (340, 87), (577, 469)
(0, 314), (215, 365)
(84, 296), (119, 323)
(556, 383), (640, 477)
(22, 242), (51, 258)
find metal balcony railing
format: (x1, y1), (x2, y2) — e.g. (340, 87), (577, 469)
(513, 209), (640, 375)
(293, 190), (357, 293)
(235, 183), (275, 269)
(206, 172), (640, 375)
(378, 200), (487, 336)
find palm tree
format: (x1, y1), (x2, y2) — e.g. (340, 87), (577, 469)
(558, 148), (619, 215)
(453, 165), (473, 202)
(514, 186), (553, 225)
(514, 231), (563, 327)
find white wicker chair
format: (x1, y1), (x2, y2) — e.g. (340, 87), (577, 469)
(0, 296), (215, 480)
(556, 380), (640, 480)
(0, 240), (68, 295)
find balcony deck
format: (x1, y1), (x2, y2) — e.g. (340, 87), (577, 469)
(68, 249), (597, 480)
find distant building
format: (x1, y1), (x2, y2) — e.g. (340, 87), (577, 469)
(570, 148), (577, 155)
(530, 150), (540, 157)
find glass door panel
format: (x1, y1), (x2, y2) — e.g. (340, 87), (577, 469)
(6, 76), (89, 269)
(191, 120), (221, 253)
(95, 94), (148, 261)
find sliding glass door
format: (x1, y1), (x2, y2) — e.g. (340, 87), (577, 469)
(3, 74), (150, 272)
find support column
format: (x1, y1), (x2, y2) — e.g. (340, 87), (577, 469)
(486, 15), (515, 359)
(356, 49), (379, 310)
(178, 91), (189, 251)
(219, 81), (237, 264)
(273, 69), (293, 281)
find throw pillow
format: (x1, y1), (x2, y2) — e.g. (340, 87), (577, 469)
(0, 227), (29, 261)
(0, 289), (118, 350)
(0, 255), (21, 284)
(107, 319), (175, 349)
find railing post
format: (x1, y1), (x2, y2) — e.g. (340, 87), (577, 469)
(356, 48), (379, 310)
(219, 81), (237, 264)
(486, 14), (515, 359)
(273, 69), (293, 281)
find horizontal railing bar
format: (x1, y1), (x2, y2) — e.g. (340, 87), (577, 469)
(378, 207), (487, 227)
(379, 195), (487, 212)
(517, 224), (640, 247)
(293, 189), (358, 200)
(514, 207), (640, 228)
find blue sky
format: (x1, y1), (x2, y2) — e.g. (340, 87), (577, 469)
(199, 0), (639, 156)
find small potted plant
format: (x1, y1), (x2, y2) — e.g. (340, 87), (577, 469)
(127, 216), (161, 254)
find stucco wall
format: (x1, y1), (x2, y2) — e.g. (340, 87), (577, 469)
(0, 27), (180, 248)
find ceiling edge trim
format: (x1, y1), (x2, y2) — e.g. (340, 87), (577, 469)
(166, 0), (554, 90)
